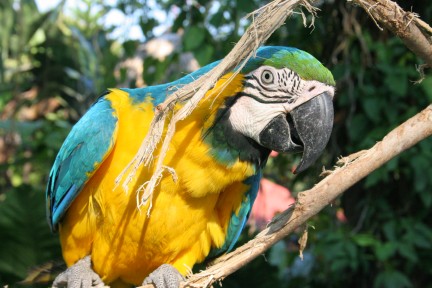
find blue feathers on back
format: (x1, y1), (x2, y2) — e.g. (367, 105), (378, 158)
(46, 96), (118, 231)
(121, 60), (221, 105)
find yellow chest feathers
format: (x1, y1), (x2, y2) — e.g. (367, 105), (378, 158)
(60, 76), (256, 285)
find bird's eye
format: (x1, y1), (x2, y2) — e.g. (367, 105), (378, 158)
(261, 70), (274, 85)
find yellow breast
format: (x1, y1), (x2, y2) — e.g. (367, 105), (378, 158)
(59, 74), (255, 286)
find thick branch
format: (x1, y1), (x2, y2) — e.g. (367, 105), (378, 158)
(139, 105), (432, 287)
(350, 0), (432, 67)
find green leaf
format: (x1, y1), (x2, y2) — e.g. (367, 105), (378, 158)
(344, 241), (357, 260)
(409, 223), (432, 249)
(385, 157), (398, 171)
(374, 270), (412, 288)
(419, 189), (432, 208)
(420, 75), (432, 102)
(347, 114), (369, 143)
(364, 168), (385, 188)
(237, 0), (253, 12)
(0, 187), (62, 284)
(329, 257), (351, 272)
(0, 91), (13, 110)
(384, 71), (408, 97)
(374, 242), (397, 261)
(194, 44), (214, 66)
(352, 233), (378, 247)
(26, 9), (54, 45)
(397, 242), (418, 263)
(0, 120), (44, 138)
(383, 221), (397, 241)
(361, 97), (381, 123)
(183, 26), (206, 51)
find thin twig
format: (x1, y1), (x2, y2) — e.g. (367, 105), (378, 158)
(413, 63), (430, 84)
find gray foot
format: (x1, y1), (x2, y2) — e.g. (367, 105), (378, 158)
(52, 256), (104, 288)
(142, 264), (184, 288)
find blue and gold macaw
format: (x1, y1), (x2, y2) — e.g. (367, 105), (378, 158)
(46, 46), (335, 288)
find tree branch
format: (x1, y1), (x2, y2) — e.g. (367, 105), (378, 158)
(138, 103), (431, 287)
(349, 0), (432, 67)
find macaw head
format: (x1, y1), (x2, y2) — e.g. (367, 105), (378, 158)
(206, 46), (335, 173)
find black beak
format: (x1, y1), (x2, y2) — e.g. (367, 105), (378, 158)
(258, 92), (334, 174)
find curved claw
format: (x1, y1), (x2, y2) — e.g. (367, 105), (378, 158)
(52, 256), (104, 288)
(143, 264), (185, 288)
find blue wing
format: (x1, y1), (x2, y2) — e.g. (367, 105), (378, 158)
(46, 94), (118, 231)
(208, 171), (262, 258)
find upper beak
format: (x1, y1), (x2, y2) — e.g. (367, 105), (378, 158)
(258, 92), (334, 173)
(291, 92), (334, 173)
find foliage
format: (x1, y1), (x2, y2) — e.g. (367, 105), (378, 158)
(0, 0), (431, 287)
(0, 0), (122, 285)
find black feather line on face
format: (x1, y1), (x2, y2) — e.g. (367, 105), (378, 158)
(249, 69), (304, 101)
(250, 74), (278, 92)
(244, 82), (287, 96)
(243, 80), (293, 101)
(260, 89), (292, 100)
(240, 92), (290, 104)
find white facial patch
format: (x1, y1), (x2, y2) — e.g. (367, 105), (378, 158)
(228, 96), (286, 142)
(227, 66), (335, 144)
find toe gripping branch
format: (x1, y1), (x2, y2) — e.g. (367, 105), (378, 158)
(52, 256), (104, 288)
(142, 264), (185, 288)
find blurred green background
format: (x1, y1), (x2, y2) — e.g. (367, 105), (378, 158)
(1, 0), (431, 287)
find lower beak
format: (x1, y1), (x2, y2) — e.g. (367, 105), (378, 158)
(258, 92), (334, 173)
